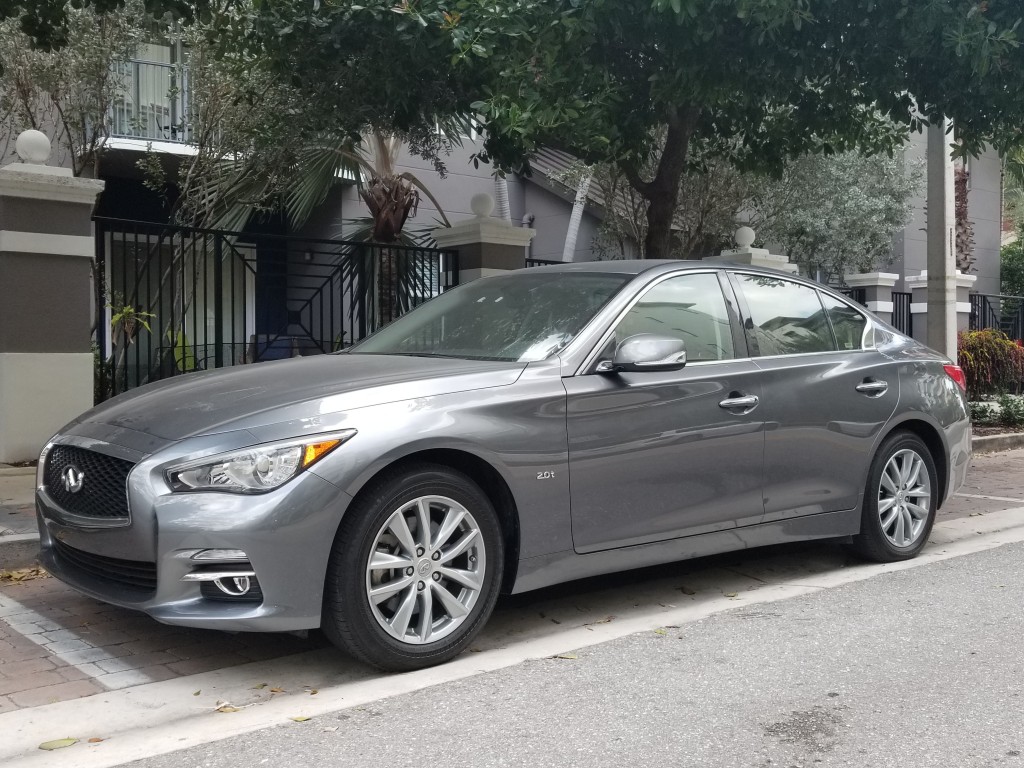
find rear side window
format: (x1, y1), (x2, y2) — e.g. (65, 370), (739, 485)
(736, 275), (836, 356)
(614, 273), (735, 362)
(820, 293), (870, 350)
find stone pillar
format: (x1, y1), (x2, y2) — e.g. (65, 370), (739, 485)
(906, 270), (976, 347)
(431, 194), (536, 283)
(702, 226), (799, 274)
(0, 130), (105, 462)
(925, 119), (957, 359)
(842, 272), (899, 325)
(954, 272), (977, 332)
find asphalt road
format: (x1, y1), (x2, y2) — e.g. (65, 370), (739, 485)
(122, 540), (1024, 768)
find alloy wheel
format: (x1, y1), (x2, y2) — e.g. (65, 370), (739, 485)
(365, 495), (486, 644)
(877, 448), (932, 548)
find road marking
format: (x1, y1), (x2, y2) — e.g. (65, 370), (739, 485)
(955, 492), (1024, 503)
(4, 507), (1024, 768)
(0, 594), (153, 690)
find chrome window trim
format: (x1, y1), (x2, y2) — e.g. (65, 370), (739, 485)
(574, 269), (740, 376)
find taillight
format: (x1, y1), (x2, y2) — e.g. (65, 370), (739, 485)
(944, 364), (967, 393)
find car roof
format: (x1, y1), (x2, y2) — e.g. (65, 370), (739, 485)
(525, 259), (801, 280)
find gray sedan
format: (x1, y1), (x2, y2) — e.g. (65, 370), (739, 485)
(35, 261), (971, 670)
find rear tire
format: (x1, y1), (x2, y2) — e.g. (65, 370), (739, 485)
(849, 431), (938, 562)
(322, 463), (503, 671)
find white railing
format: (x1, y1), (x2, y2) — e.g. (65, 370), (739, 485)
(109, 59), (192, 143)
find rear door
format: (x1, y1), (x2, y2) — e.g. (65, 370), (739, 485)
(730, 273), (899, 522)
(565, 271), (766, 553)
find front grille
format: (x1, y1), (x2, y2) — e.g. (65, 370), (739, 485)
(45, 445), (134, 520)
(51, 539), (157, 592)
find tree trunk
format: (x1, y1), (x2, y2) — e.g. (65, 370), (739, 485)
(620, 106), (701, 259)
(644, 191), (678, 260)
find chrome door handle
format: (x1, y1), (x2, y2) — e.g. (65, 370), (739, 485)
(719, 394), (759, 410)
(855, 380), (888, 396)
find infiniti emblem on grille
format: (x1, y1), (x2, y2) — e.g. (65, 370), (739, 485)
(62, 465), (85, 494)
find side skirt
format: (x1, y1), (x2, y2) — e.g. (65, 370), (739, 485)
(510, 508), (861, 595)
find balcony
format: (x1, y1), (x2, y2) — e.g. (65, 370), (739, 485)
(109, 59), (192, 144)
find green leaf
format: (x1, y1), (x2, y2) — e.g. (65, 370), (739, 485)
(39, 739), (78, 751)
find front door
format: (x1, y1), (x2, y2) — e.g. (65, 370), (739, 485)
(565, 272), (766, 553)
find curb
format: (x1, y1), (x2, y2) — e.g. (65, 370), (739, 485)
(972, 432), (1024, 453)
(0, 533), (39, 570)
(0, 466), (35, 477)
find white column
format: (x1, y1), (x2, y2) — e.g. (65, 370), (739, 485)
(926, 119), (957, 359)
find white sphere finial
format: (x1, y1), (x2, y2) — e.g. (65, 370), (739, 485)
(15, 130), (52, 165)
(470, 192), (495, 218)
(734, 226), (756, 248)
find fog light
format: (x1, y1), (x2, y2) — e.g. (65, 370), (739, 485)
(215, 575), (251, 596)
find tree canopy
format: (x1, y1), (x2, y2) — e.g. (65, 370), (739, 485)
(217, 0), (1024, 257)
(12, 1), (1024, 259)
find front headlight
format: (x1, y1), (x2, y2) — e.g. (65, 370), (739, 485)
(166, 430), (356, 494)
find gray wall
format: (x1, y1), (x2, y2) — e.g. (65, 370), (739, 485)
(295, 137), (600, 263)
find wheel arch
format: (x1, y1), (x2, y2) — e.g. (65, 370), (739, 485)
(880, 418), (949, 508)
(342, 448), (521, 594)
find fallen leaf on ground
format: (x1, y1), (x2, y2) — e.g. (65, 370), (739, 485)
(653, 628), (668, 636)
(322, 726), (339, 732)
(38, 738), (77, 751)
(290, 716), (311, 722)
(251, 683), (268, 689)
(269, 687), (285, 694)
(583, 615), (615, 627)
(553, 652), (578, 660)
(1, 566), (50, 584)
(214, 701), (240, 713)
(192, 690), (201, 696)
(724, 592), (738, 598)
(87, 738), (104, 744)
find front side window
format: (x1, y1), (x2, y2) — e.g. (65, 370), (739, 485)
(612, 273), (735, 362)
(736, 275), (837, 356)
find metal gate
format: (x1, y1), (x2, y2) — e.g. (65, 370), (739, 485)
(94, 217), (458, 401)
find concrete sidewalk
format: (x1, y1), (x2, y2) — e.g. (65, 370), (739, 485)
(2, 433), (1024, 571)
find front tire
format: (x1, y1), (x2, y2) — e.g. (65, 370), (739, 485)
(849, 431), (938, 562)
(323, 464), (503, 671)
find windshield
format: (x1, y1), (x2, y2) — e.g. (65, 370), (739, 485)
(350, 271), (630, 362)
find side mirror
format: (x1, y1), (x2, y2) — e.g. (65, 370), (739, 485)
(597, 334), (687, 374)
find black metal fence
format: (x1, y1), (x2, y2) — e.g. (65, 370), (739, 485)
(970, 294), (1024, 339)
(94, 217), (458, 401)
(890, 291), (912, 336)
(525, 258), (563, 268)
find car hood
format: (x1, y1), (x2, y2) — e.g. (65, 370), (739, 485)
(76, 354), (526, 441)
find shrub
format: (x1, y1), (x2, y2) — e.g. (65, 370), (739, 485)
(957, 329), (1024, 400)
(970, 401), (998, 426)
(997, 394), (1024, 429)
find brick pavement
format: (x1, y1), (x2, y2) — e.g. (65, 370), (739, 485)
(0, 449), (1023, 714)
(0, 574), (326, 713)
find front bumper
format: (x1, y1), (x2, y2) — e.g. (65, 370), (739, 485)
(38, 461), (353, 633)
